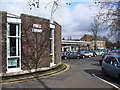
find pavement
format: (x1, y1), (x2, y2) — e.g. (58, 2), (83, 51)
(0, 63), (70, 85)
(1, 57), (119, 89)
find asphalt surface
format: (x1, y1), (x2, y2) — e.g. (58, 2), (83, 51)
(1, 56), (120, 89)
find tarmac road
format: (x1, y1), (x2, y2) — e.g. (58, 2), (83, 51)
(1, 56), (120, 89)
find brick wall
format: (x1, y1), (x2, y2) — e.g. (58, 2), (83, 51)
(21, 14), (51, 70)
(0, 12), (61, 73)
(96, 41), (106, 49)
(0, 12), (7, 73)
(0, 12), (1, 73)
(54, 22), (61, 64)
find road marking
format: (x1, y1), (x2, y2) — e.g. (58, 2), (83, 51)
(92, 74), (120, 90)
(0, 63), (70, 85)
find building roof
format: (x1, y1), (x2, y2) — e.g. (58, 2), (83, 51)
(62, 40), (92, 45)
(80, 34), (106, 41)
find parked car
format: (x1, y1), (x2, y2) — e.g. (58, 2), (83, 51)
(95, 50), (104, 56)
(99, 51), (120, 65)
(80, 51), (93, 57)
(61, 52), (67, 59)
(64, 52), (85, 59)
(108, 51), (120, 55)
(102, 55), (120, 81)
(90, 51), (97, 57)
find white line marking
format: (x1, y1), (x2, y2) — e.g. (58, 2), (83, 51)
(92, 74), (120, 90)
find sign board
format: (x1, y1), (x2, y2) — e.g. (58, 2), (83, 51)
(32, 24), (43, 33)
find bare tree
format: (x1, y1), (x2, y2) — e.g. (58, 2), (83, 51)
(88, 0), (106, 50)
(90, 17), (101, 50)
(99, 1), (120, 48)
(28, 0), (71, 22)
(45, 0), (62, 22)
(92, 0), (120, 49)
(28, 0), (40, 10)
(95, 1), (120, 41)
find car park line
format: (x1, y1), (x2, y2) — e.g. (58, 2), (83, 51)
(92, 74), (120, 90)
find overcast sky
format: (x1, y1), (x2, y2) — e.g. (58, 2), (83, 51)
(0, 0), (104, 39)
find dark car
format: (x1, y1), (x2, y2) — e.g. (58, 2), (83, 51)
(102, 55), (120, 81)
(61, 52), (67, 59)
(64, 52), (85, 59)
(99, 51), (120, 65)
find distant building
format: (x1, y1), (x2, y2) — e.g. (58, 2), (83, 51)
(61, 40), (92, 52)
(0, 11), (61, 74)
(80, 34), (106, 50)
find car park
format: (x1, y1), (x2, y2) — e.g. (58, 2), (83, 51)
(102, 55), (120, 81)
(63, 51), (85, 59)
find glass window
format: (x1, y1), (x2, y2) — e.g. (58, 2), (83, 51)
(111, 57), (118, 67)
(50, 28), (54, 38)
(50, 39), (54, 54)
(8, 23), (19, 36)
(7, 23), (20, 69)
(104, 57), (111, 64)
(8, 38), (19, 56)
(74, 52), (78, 55)
(8, 58), (19, 68)
(69, 52), (73, 55)
(50, 27), (54, 65)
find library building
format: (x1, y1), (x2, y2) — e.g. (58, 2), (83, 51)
(0, 11), (61, 74)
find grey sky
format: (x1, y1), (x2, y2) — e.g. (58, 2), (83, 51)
(0, 0), (105, 39)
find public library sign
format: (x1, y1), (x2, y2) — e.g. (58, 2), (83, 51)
(32, 24), (43, 33)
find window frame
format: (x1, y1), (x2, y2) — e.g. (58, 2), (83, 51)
(104, 56), (119, 67)
(7, 17), (21, 73)
(50, 24), (55, 67)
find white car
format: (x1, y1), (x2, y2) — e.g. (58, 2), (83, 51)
(88, 51), (94, 57)
(80, 51), (93, 57)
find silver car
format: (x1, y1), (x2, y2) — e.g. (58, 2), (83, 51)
(102, 55), (120, 81)
(80, 51), (93, 57)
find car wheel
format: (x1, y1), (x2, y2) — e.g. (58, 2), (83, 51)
(89, 55), (91, 57)
(82, 56), (85, 59)
(64, 57), (67, 60)
(102, 68), (107, 76)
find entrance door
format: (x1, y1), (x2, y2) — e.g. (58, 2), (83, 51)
(7, 23), (21, 73)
